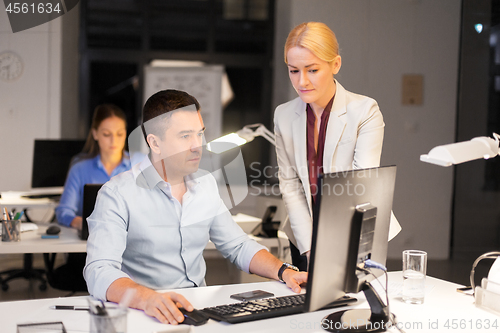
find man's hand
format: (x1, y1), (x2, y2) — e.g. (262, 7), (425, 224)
(248, 249), (309, 293)
(142, 291), (193, 325)
(282, 268), (308, 293)
(106, 278), (193, 325)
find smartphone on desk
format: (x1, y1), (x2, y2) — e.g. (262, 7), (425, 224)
(230, 290), (275, 302)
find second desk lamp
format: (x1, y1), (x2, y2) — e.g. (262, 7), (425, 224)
(206, 123), (275, 154)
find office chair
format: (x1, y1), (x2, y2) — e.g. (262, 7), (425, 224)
(0, 209), (50, 291)
(44, 252), (87, 294)
(0, 253), (47, 291)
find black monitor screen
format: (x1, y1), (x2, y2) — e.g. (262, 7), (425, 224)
(31, 140), (86, 188)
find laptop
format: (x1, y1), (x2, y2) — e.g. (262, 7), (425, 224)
(80, 184), (103, 240)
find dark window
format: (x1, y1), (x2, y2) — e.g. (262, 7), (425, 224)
(79, 0), (275, 179)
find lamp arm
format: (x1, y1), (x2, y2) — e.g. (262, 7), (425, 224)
(241, 123), (276, 146)
(470, 251), (500, 297)
(257, 125), (276, 146)
(494, 133), (500, 153)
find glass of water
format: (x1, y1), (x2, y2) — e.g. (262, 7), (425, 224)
(402, 250), (427, 304)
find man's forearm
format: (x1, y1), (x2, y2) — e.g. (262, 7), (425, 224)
(106, 277), (193, 325)
(106, 277), (156, 311)
(248, 249), (307, 294)
(248, 249), (283, 280)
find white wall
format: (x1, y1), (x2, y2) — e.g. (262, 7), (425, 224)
(0, 4), (62, 192)
(273, 0), (461, 259)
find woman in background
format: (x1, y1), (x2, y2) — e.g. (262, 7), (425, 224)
(274, 22), (385, 271)
(51, 104), (130, 292)
(56, 104), (130, 230)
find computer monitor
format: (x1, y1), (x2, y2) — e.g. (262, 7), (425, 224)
(80, 184), (103, 240)
(31, 140), (86, 188)
(304, 165), (397, 333)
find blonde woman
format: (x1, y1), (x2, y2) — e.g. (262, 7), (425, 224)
(274, 22), (384, 271)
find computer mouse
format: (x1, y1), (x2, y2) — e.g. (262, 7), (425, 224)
(178, 307), (209, 326)
(46, 225), (61, 235)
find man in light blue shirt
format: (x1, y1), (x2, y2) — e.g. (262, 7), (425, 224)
(84, 90), (307, 326)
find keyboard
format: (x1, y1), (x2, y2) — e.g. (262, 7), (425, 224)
(21, 194), (61, 200)
(202, 294), (356, 324)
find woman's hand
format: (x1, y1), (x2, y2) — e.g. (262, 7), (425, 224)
(70, 216), (82, 230)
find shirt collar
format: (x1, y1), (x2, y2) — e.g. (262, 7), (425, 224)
(133, 156), (201, 191)
(95, 153), (131, 173)
(306, 93), (335, 116)
(134, 156), (164, 190)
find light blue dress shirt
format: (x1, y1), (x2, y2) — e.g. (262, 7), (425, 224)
(84, 157), (267, 301)
(55, 154), (131, 227)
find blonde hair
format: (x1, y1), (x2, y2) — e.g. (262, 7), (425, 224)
(284, 22), (339, 63)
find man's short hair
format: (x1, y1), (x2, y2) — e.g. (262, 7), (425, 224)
(141, 89), (201, 143)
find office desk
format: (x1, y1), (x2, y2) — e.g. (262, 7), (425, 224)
(0, 214), (266, 255)
(0, 224), (86, 254)
(0, 197), (58, 210)
(1, 272), (497, 333)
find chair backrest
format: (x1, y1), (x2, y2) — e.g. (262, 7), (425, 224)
(80, 184), (103, 240)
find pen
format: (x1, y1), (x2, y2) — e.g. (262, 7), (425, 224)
(2, 208), (12, 240)
(49, 305), (89, 311)
(14, 211), (24, 220)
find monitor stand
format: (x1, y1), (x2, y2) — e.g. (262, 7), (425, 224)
(321, 281), (392, 333)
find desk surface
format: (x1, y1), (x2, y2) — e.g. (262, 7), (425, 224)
(0, 197), (58, 209)
(0, 272), (497, 333)
(0, 224), (86, 254)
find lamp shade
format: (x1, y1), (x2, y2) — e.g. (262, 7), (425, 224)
(207, 124), (275, 154)
(420, 134), (500, 167)
(206, 133), (247, 154)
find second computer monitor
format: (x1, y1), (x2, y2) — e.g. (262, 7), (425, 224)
(31, 139), (86, 188)
(305, 165), (397, 313)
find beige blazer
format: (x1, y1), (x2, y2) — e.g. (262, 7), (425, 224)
(274, 81), (385, 254)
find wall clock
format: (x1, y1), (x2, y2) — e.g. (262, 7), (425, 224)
(0, 51), (23, 81)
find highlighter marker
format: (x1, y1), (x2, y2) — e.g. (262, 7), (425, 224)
(42, 234), (59, 239)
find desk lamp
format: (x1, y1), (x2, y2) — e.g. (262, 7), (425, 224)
(420, 133), (500, 305)
(420, 133), (500, 166)
(206, 123), (275, 154)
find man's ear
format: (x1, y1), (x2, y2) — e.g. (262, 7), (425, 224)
(147, 134), (161, 155)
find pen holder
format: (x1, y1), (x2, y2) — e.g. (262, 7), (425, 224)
(2, 219), (20, 242)
(89, 307), (128, 333)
